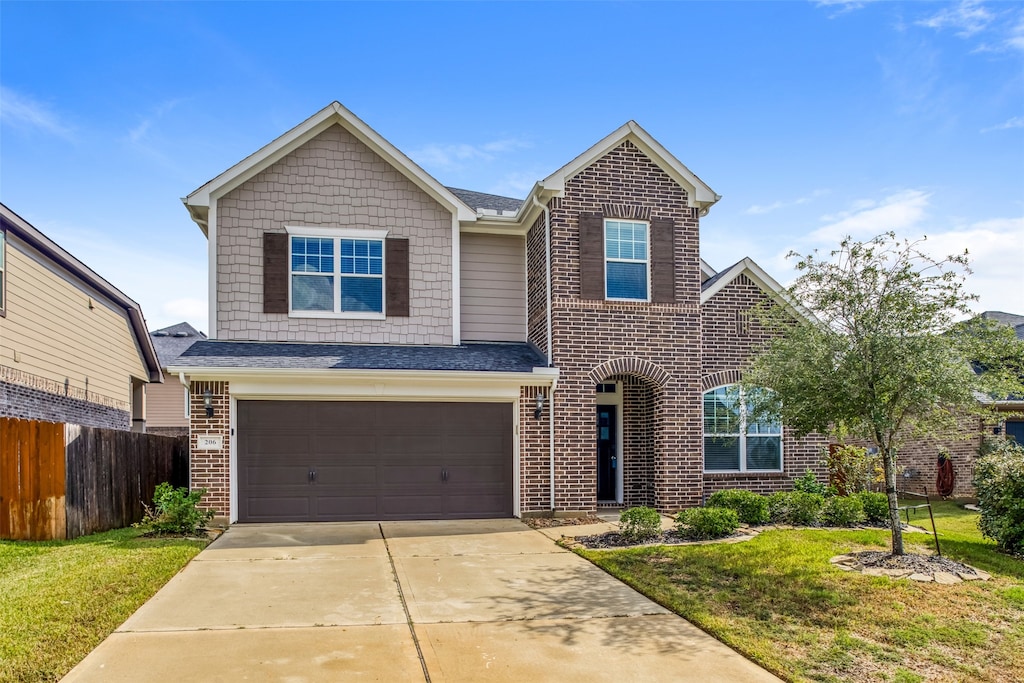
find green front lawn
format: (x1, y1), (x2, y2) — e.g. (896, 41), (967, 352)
(0, 528), (207, 682)
(582, 501), (1024, 683)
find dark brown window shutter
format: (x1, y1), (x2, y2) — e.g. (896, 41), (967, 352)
(579, 212), (605, 300)
(263, 232), (288, 314)
(386, 238), (410, 317)
(650, 217), (676, 303)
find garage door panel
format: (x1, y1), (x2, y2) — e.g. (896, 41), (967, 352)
(245, 496), (311, 520)
(378, 434), (443, 455)
(310, 434), (378, 457)
(238, 400), (512, 522)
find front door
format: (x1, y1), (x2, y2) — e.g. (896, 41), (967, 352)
(596, 405), (617, 501)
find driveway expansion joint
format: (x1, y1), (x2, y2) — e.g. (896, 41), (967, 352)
(380, 523), (432, 683)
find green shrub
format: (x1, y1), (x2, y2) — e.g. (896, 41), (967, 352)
(138, 482), (214, 535)
(706, 489), (770, 525)
(767, 491), (793, 523)
(675, 507), (740, 540)
(792, 469), (835, 497)
(973, 440), (1024, 556)
(822, 495), (866, 527)
(787, 491), (825, 526)
(855, 491), (890, 525)
(619, 506), (662, 543)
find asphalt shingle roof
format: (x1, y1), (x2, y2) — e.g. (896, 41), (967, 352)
(150, 322), (207, 368)
(447, 187), (523, 214)
(175, 341), (547, 372)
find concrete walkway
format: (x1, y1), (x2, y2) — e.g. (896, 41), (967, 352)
(62, 519), (780, 682)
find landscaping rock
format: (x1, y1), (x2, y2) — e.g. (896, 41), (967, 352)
(909, 573), (934, 582)
(933, 571), (962, 585)
(829, 555), (855, 564)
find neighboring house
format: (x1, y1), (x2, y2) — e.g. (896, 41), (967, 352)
(147, 322), (207, 436)
(895, 310), (1024, 498)
(0, 203), (162, 430)
(170, 102), (827, 523)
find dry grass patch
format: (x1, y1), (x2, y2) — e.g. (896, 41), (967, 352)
(581, 502), (1023, 682)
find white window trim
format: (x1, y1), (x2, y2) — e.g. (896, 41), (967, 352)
(603, 219), (651, 303)
(702, 384), (784, 473)
(285, 227), (389, 319)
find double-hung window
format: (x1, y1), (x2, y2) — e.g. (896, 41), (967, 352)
(605, 220), (649, 301)
(289, 229), (386, 316)
(703, 385), (782, 472)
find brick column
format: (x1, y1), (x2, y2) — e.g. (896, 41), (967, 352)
(189, 381), (231, 517)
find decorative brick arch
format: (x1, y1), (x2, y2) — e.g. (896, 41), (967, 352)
(701, 369), (743, 392)
(588, 357), (672, 388)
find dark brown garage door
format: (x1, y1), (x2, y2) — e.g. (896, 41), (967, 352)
(237, 401), (513, 522)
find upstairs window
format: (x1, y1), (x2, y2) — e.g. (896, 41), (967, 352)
(289, 231), (385, 316)
(605, 220), (648, 301)
(703, 385), (782, 472)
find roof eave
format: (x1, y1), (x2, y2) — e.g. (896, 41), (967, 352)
(182, 102), (478, 235)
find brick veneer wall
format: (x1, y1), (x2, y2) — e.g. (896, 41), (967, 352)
(519, 385), (552, 514)
(521, 141), (704, 513)
(0, 378), (129, 430)
(621, 375), (655, 508)
(189, 381), (231, 516)
(700, 275), (828, 497)
(893, 414), (983, 499)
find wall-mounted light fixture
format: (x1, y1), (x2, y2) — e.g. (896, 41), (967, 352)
(993, 425), (1002, 435)
(203, 389), (214, 418)
(534, 392), (545, 420)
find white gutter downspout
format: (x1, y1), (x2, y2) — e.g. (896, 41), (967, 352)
(531, 194), (556, 512)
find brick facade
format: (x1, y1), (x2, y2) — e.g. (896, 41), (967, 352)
(700, 275), (829, 498)
(0, 377), (130, 430)
(520, 141), (704, 514)
(189, 381), (231, 516)
(892, 414), (984, 499)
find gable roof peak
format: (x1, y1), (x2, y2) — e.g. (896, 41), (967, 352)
(541, 120), (720, 214)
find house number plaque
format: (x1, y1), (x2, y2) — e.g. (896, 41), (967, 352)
(196, 435), (223, 450)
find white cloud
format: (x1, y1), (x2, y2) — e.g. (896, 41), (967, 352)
(125, 98), (186, 145)
(745, 189), (830, 215)
(813, 0), (881, 16)
(409, 138), (531, 171)
(981, 116), (1024, 133)
(0, 85), (74, 139)
(810, 189), (931, 242)
(916, 0), (993, 37)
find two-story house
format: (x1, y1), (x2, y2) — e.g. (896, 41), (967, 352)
(0, 203), (162, 430)
(170, 102), (826, 523)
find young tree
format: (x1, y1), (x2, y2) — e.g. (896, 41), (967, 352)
(744, 232), (1024, 555)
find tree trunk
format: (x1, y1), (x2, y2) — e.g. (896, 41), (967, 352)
(883, 446), (905, 556)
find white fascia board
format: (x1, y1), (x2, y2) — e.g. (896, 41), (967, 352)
(184, 102), (477, 224)
(700, 258), (716, 279)
(700, 257), (817, 325)
(458, 184), (554, 236)
(540, 121), (720, 211)
(166, 366), (559, 401)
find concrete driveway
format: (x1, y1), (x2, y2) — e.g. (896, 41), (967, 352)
(62, 520), (779, 682)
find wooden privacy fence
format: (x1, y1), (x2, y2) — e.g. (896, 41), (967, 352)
(0, 418), (188, 540)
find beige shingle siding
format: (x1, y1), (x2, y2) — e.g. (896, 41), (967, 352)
(146, 378), (187, 428)
(460, 233), (527, 342)
(0, 238), (146, 406)
(215, 124), (453, 344)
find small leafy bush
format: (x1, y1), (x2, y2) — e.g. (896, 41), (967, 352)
(792, 469), (835, 497)
(706, 489), (770, 525)
(138, 482), (214, 535)
(821, 495), (866, 527)
(619, 506), (662, 543)
(855, 491), (890, 525)
(973, 440), (1024, 556)
(787, 492), (825, 526)
(826, 444), (882, 495)
(675, 507), (740, 540)
(767, 491), (793, 523)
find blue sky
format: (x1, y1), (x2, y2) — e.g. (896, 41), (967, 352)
(2, 1), (1021, 332)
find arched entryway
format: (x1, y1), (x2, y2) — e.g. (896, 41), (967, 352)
(588, 358), (670, 509)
